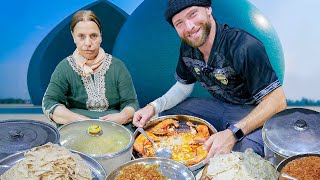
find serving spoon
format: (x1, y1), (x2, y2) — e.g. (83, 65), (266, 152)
(137, 127), (172, 159)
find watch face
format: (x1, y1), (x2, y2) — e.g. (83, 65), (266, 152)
(226, 124), (245, 141)
(235, 128), (244, 141)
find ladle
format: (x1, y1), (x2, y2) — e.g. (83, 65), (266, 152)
(137, 127), (172, 159)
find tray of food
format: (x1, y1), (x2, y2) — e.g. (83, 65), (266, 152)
(107, 157), (195, 180)
(195, 149), (279, 180)
(132, 115), (217, 171)
(0, 143), (106, 180)
(277, 153), (320, 180)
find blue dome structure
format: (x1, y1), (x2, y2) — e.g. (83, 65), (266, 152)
(112, 0), (285, 106)
(27, 0), (128, 105)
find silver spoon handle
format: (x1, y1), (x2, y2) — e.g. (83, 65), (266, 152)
(137, 127), (158, 148)
(0, 165), (11, 175)
(280, 173), (297, 180)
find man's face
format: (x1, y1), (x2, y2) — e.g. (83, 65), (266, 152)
(172, 6), (212, 48)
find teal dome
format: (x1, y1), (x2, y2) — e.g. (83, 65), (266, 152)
(113, 0), (285, 106)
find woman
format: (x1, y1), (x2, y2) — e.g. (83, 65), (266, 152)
(42, 10), (139, 128)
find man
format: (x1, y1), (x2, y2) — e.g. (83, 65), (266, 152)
(133, 0), (286, 161)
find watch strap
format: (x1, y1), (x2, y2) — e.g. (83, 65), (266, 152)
(226, 123), (245, 141)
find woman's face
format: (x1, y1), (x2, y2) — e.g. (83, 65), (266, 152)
(72, 21), (102, 60)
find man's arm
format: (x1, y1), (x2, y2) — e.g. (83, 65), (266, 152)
(235, 86), (287, 135)
(152, 82), (194, 113)
(204, 86), (286, 160)
(133, 82), (194, 127)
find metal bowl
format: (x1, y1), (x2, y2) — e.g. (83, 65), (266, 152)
(0, 149), (107, 179)
(277, 153), (320, 172)
(107, 157), (195, 180)
(132, 115), (217, 172)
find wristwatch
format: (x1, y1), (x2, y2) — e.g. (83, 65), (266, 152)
(226, 123), (245, 141)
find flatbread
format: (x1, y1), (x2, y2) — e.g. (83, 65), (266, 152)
(196, 149), (279, 180)
(1, 143), (92, 180)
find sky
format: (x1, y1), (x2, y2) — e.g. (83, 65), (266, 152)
(0, 0), (319, 101)
(249, 0), (320, 100)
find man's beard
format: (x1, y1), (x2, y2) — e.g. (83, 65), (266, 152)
(182, 20), (211, 48)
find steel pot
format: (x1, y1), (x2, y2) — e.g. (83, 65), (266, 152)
(0, 119), (60, 159)
(59, 119), (134, 174)
(263, 108), (320, 166)
(132, 115), (217, 173)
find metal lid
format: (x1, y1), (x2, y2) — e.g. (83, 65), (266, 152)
(263, 108), (320, 157)
(0, 120), (60, 154)
(59, 120), (133, 157)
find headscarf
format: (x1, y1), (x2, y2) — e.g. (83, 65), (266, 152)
(72, 47), (106, 77)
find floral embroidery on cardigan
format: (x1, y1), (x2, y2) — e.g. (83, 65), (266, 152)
(68, 54), (112, 112)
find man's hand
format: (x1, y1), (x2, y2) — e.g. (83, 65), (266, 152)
(203, 129), (237, 163)
(99, 113), (127, 124)
(133, 104), (155, 127)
